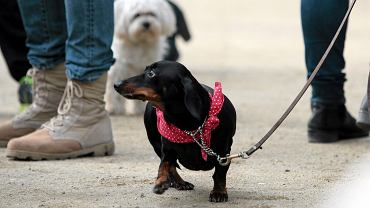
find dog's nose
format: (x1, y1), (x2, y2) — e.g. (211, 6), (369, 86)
(142, 22), (150, 29)
(114, 81), (124, 92)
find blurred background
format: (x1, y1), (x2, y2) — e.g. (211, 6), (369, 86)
(176, 0), (369, 73)
(1, 0), (370, 207)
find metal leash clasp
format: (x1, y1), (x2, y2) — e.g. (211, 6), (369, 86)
(218, 152), (250, 166)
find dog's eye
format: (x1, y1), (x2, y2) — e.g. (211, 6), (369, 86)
(147, 12), (156, 17)
(131, 13), (141, 22)
(146, 71), (156, 78)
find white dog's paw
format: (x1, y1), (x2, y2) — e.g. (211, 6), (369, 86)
(105, 103), (126, 116)
(105, 93), (126, 115)
(124, 100), (146, 116)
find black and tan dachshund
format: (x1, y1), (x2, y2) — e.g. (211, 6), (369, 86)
(114, 61), (236, 202)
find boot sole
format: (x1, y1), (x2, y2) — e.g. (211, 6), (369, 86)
(308, 129), (368, 143)
(6, 142), (115, 161)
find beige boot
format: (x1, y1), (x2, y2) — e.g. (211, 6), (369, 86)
(0, 64), (67, 147)
(6, 73), (115, 160)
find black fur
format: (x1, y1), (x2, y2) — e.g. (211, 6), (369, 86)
(114, 61), (236, 202)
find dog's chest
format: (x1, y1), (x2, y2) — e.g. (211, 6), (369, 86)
(161, 139), (215, 171)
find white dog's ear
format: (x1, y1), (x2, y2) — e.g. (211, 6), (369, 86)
(114, 0), (129, 39)
(159, 0), (176, 36)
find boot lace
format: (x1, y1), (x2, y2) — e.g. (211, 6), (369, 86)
(43, 80), (83, 131)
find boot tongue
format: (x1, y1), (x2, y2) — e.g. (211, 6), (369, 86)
(74, 74), (107, 106)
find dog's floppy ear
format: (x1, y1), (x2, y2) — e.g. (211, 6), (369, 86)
(159, 0), (176, 36)
(181, 77), (202, 120)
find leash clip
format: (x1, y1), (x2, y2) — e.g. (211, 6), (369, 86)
(218, 152), (250, 166)
(239, 151), (250, 159)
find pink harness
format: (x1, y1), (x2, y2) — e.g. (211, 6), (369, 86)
(156, 82), (224, 161)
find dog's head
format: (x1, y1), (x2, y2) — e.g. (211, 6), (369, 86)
(114, 61), (208, 121)
(114, 0), (176, 43)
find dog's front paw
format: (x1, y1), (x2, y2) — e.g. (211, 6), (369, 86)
(170, 180), (194, 190)
(153, 181), (170, 194)
(209, 190), (228, 202)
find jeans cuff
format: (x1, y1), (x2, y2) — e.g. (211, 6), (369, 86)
(29, 58), (65, 70)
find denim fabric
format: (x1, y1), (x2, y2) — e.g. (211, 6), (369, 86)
(17, 0), (114, 82)
(301, 0), (348, 105)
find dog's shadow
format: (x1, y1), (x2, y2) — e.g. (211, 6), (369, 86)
(155, 189), (290, 207)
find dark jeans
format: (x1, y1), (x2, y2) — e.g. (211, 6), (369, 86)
(0, 0), (30, 82)
(17, 0), (115, 82)
(301, 0), (348, 106)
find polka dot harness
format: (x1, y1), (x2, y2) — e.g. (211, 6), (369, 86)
(156, 82), (224, 161)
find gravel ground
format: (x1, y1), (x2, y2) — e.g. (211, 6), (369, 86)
(0, 1), (370, 207)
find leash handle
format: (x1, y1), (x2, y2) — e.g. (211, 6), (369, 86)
(220, 0), (358, 165)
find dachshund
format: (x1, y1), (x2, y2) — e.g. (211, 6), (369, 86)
(114, 61), (236, 202)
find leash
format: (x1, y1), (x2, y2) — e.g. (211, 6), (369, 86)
(217, 0), (358, 166)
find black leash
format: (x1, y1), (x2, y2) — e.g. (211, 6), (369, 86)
(218, 0), (357, 166)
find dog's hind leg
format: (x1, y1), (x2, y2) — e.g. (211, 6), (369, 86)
(169, 165), (194, 190)
(209, 164), (230, 202)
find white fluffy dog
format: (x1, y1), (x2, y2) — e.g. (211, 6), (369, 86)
(105, 0), (176, 115)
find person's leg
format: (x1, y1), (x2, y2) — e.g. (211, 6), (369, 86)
(0, 0), (30, 82)
(301, 0), (368, 143)
(0, 0), (68, 147)
(64, 0), (114, 82)
(6, 0), (115, 160)
(0, 0), (33, 109)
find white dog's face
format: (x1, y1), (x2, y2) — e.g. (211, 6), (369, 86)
(115, 0), (176, 44)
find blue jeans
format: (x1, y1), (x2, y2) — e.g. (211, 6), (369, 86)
(301, 0), (348, 106)
(17, 0), (114, 82)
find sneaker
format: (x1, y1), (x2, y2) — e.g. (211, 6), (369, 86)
(18, 74), (33, 112)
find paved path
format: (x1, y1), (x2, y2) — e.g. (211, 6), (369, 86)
(0, 1), (370, 207)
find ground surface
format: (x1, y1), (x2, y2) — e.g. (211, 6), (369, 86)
(1, 1), (370, 207)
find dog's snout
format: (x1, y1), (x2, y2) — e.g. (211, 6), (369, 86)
(143, 22), (150, 29)
(114, 80), (125, 92)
